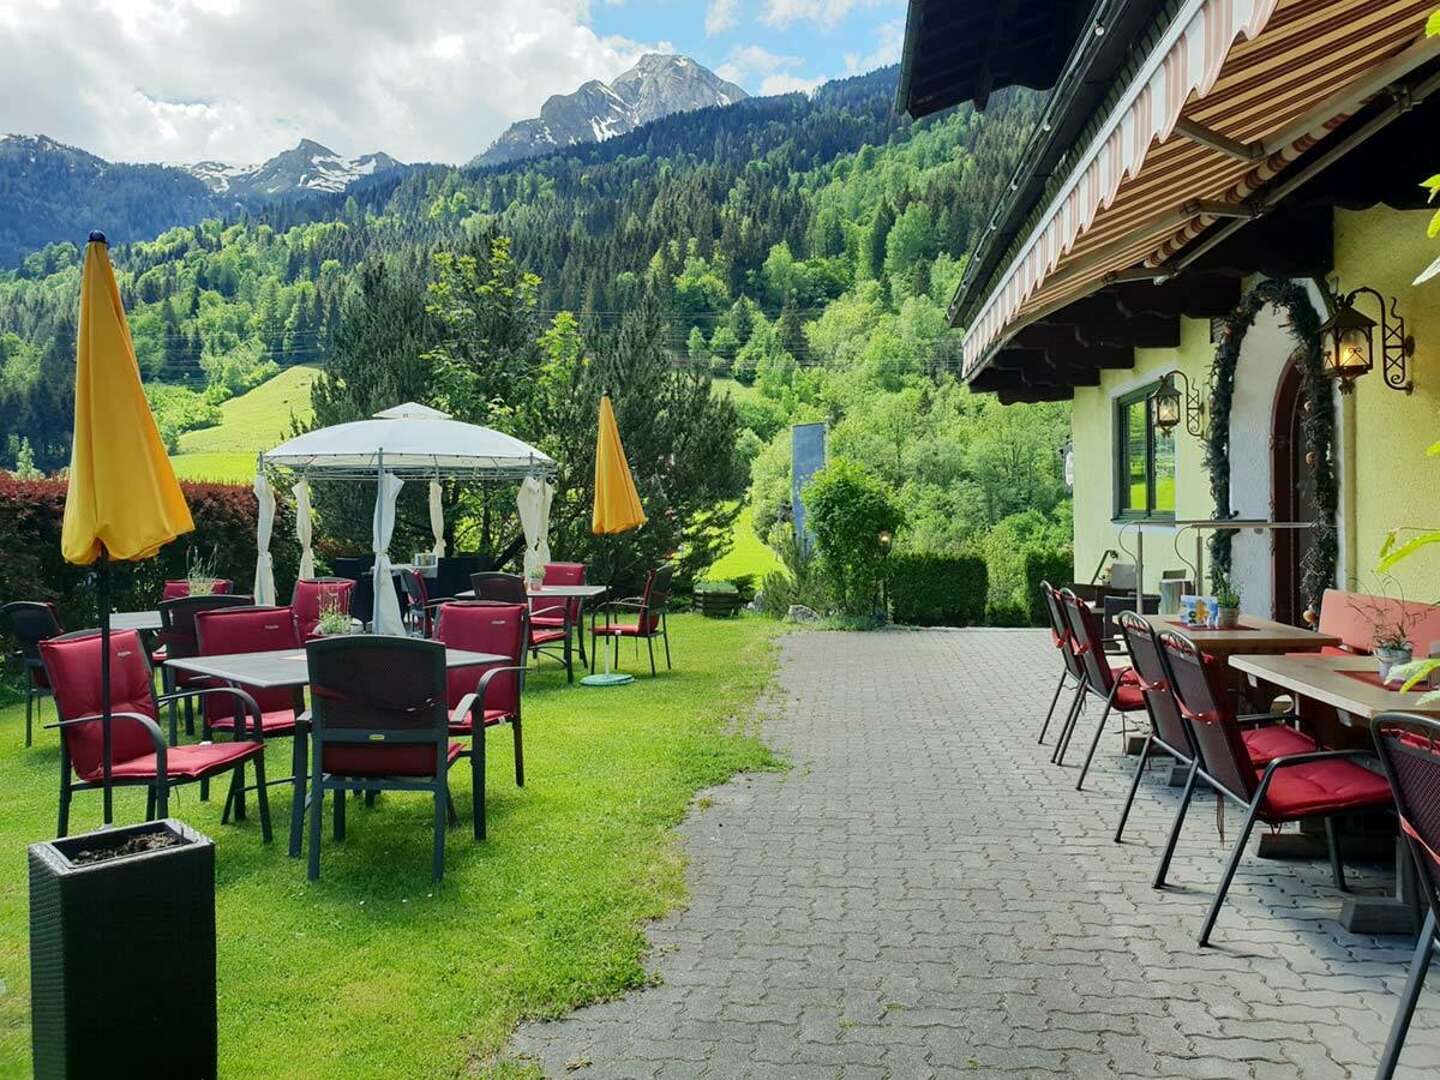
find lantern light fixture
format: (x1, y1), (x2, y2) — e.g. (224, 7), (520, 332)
(1151, 369), (1204, 437)
(1320, 286), (1413, 394)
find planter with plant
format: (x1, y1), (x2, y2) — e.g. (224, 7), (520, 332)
(693, 579), (742, 617)
(29, 819), (217, 1077)
(313, 596), (353, 637)
(1347, 580), (1430, 680)
(1213, 573), (1241, 629)
(186, 549), (220, 597)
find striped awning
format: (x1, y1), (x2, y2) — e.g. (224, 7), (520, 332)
(962, 0), (1436, 376)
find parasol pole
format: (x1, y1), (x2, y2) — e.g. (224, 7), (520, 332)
(98, 550), (113, 825)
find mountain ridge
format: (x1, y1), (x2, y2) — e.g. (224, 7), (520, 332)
(472, 53), (748, 168)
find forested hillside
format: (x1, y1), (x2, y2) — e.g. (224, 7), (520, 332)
(0, 65), (1071, 618)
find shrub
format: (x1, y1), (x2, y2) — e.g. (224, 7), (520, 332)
(886, 553), (987, 626)
(0, 477), (298, 633)
(758, 524), (832, 618)
(1023, 546), (1074, 626)
(803, 460), (903, 617)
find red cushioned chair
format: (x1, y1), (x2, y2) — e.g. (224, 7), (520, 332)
(434, 602), (528, 838)
(162, 579), (234, 601)
(156, 593), (253, 742)
(532, 562), (588, 673)
(1037, 582), (1085, 745)
(1371, 712), (1440, 1080)
(591, 564), (674, 678)
(1113, 611), (1320, 847)
(1155, 629), (1395, 945)
(1053, 588), (1147, 790)
(194, 605), (306, 814)
(39, 628), (270, 840)
(291, 577), (355, 641)
(2, 600), (63, 747)
(473, 571), (579, 681)
(303, 635), (463, 881)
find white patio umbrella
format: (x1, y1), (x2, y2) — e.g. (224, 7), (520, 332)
(517, 475), (554, 582)
(293, 476), (315, 580)
(371, 470), (405, 635)
(253, 470), (277, 605)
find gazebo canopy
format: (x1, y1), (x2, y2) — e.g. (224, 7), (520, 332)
(263, 403), (555, 480)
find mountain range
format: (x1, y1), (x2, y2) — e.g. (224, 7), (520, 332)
(472, 54), (748, 167)
(0, 53), (749, 266)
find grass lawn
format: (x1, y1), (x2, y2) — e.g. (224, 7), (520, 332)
(0, 613), (779, 1078)
(169, 366), (319, 482)
(710, 376), (763, 406)
(710, 511), (782, 582)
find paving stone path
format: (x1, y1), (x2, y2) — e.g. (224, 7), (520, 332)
(511, 628), (1440, 1078)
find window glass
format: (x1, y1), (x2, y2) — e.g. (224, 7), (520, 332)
(1114, 384), (1176, 519)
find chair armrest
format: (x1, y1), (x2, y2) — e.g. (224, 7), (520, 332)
(158, 685), (264, 741)
(530, 602), (567, 620)
(455, 664), (528, 720)
(1236, 712), (1299, 728)
(45, 710), (168, 776)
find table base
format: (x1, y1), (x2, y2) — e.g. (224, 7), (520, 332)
(581, 672), (634, 687)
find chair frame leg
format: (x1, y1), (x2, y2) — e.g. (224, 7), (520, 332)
(647, 636), (657, 677)
(334, 776), (347, 840)
(1076, 688), (1119, 790)
(1114, 732), (1154, 843)
(431, 780), (446, 882)
(1153, 764), (1198, 888)
(511, 717), (524, 787)
(1198, 794), (1264, 947)
(26, 684), (35, 748)
(473, 730), (487, 841)
(307, 766), (324, 882)
(252, 754), (272, 843)
(1038, 670), (1069, 745)
(1324, 816), (1346, 891)
(1051, 684), (1086, 765)
(1375, 908), (1436, 1080)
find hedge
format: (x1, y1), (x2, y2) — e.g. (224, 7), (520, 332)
(0, 478), (298, 632)
(886, 553), (987, 627)
(1023, 546), (1074, 627)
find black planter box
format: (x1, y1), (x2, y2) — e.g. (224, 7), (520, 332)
(29, 819), (217, 1079)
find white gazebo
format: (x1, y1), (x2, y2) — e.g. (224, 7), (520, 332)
(259, 403), (557, 634)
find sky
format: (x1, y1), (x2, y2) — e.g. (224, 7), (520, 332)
(0, 0), (905, 166)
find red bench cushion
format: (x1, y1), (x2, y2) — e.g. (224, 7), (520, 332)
(323, 741), (464, 778)
(1259, 759), (1393, 819)
(90, 740), (263, 782)
(1241, 725), (1316, 766)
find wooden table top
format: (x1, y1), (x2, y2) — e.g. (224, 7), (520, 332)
(167, 646), (506, 690)
(1228, 653), (1440, 722)
(1141, 613), (1340, 657)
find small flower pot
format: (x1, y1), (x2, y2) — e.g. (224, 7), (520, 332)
(1216, 607), (1241, 630)
(29, 819), (217, 1079)
(1376, 644), (1414, 682)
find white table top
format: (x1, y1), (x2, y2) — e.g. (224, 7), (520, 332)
(456, 584), (608, 600)
(167, 645), (505, 690)
(111, 610), (162, 632)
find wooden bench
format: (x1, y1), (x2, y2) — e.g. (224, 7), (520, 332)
(1315, 587), (1440, 656)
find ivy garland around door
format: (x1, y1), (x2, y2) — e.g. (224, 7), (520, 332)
(1202, 278), (1338, 624)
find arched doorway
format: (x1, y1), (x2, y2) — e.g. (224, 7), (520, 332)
(1270, 360), (1316, 625)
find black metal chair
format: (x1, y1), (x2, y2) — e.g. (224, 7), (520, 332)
(591, 564), (674, 677)
(1370, 712), (1440, 1079)
(302, 636), (463, 882)
(157, 593), (253, 742)
(470, 572), (528, 604)
(1155, 629), (1394, 946)
(2, 600), (63, 747)
(1037, 582), (1084, 745)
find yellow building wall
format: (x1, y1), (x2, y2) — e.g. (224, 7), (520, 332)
(1067, 205), (1440, 608)
(1335, 206), (1440, 598)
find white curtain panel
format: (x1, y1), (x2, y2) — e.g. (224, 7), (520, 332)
(517, 475), (554, 581)
(293, 477), (315, 580)
(371, 471), (406, 635)
(253, 471), (277, 606)
(428, 479), (446, 559)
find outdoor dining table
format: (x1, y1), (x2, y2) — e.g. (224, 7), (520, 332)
(1229, 651), (1436, 935)
(165, 644), (507, 857)
(1140, 612), (1341, 659)
(111, 609), (162, 633)
(454, 584), (609, 601)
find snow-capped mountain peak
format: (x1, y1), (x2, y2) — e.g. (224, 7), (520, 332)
(177, 140), (404, 197)
(473, 53), (748, 167)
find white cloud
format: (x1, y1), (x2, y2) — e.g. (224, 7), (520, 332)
(759, 73), (826, 95)
(843, 17), (904, 74)
(761, 0), (883, 30)
(716, 43), (828, 98)
(0, 0), (662, 164)
(705, 0), (740, 35)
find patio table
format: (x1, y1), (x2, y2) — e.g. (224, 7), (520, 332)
(454, 584), (609, 600)
(1140, 612), (1340, 659)
(111, 610), (162, 633)
(1229, 651), (1434, 935)
(166, 645), (507, 857)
